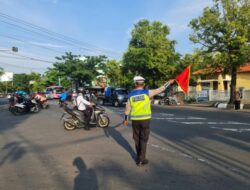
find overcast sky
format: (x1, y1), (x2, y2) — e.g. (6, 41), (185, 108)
(0, 0), (212, 73)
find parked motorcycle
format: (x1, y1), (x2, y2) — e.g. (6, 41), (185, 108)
(61, 104), (110, 130)
(12, 98), (40, 115)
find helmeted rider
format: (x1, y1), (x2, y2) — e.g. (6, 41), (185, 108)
(33, 92), (47, 108)
(76, 88), (95, 130)
(59, 89), (69, 106)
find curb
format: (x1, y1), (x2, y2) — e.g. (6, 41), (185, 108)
(153, 101), (250, 112)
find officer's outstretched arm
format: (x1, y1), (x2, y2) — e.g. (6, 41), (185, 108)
(149, 79), (175, 98)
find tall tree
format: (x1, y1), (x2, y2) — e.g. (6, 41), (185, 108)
(13, 73), (30, 92)
(123, 20), (179, 88)
(0, 67), (4, 76)
(52, 52), (107, 87)
(105, 60), (125, 86)
(189, 0), (250, 103)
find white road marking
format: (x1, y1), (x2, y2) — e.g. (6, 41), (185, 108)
(181, 121), (207, 124)
(210, 127), (250, 132)
(181, 121), (250, 126)
(187, 116), (206, 120)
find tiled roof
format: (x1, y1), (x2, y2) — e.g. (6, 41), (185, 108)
(238, 63), (250, 73)
(192, 67), (224, 75)
(193, 63), (250, 75)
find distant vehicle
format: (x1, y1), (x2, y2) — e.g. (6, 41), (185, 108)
(102, 87), (128, 107)
(45, 86), (64, 99)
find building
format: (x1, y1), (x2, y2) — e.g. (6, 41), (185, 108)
(191, 63), (250, 102)
(193, 63), (250, 91)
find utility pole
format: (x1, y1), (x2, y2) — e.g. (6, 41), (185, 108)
(58, 76), (61, 86)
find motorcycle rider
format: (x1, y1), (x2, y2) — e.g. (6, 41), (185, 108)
(59, 89), (69, 106)
(32, 92), (47, 108)
(76, 88), (95, 130)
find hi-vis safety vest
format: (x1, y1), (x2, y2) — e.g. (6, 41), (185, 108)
(129, 89), (151, 120)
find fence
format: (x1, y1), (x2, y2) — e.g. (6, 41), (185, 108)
(242, 90), (250, 103)
(189, 89), (250, 102)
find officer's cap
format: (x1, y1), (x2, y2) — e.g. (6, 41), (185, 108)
(133, 76), (145, 83)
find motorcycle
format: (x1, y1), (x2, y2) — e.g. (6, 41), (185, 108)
(12, 98), (40, 115)
(61, 104), (110, 130)
(35, 98), (50, 109)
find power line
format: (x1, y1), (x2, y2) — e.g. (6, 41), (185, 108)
(0, 52), (55, 63)
(0, 54), (54, 65)
(0, 34), (65, 54)
(0, 18), (112, 57)
(0, 62), (47, 70)
(0, 12), (121, 58)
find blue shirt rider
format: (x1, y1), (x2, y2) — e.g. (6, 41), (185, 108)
(59, 91), (69, 103)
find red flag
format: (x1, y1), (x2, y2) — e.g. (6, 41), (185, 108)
(175, 65), (191, 95)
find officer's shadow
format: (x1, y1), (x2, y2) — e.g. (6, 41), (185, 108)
(103, 122), (137, 162)
(73, 157), (98, 190)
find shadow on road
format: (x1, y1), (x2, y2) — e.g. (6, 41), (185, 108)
(103, 122), (137, 162)
(0, 141), (26, 167)
(73, 157), (98, 190)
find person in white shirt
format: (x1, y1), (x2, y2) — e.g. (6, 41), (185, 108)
(76, 89), (94, 130)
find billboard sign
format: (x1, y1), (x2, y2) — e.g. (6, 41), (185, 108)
(0, 72), (14, 82)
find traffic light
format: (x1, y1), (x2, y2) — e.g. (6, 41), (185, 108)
(12, 46), (18, 52)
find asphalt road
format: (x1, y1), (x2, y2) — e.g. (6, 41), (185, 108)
(0, 101), (249, 190)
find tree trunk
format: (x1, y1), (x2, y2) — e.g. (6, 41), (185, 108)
(229, 65), (237, 103)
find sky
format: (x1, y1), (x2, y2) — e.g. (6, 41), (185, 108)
(0, 0), (213, 74)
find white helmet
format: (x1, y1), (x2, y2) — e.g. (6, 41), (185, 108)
(133, 76), (145, 83)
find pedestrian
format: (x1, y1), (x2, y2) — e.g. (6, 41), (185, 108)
(123, 76), (175, 166)
(234, 90), (241, 110)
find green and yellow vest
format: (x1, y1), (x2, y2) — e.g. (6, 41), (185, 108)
(128, 89), (151, 120)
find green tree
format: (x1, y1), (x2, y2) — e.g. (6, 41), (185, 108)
(0, 67), (3, 76)
(105, 60), (125, 86)
(52, 52), (107, 88)
(123, 20), (179, 88)
(27, 72), (44, 92)
(13, 73), (30, 92)
(189, 0), (250, 103)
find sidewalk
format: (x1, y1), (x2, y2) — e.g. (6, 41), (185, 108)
(154, 102), (250, 113)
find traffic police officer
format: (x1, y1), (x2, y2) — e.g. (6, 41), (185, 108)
(124, 76), (175, 166)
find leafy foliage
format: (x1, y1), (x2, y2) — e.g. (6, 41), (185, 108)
(189, 0), (250, 102)
(0, 67), (3, 76)
(123, 20), (180, 88)
(51, 52), (107, 88)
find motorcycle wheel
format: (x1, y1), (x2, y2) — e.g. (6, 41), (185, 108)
(63, 119), (76, 130)
(13, 108), (22, 116)
(44, 104), (49, 109)
(31, 105), (40, 113)
(97, 115), (110, 128)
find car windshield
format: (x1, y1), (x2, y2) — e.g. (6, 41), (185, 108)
(116, 89), (127, 94)
(54, 87), (63, 93)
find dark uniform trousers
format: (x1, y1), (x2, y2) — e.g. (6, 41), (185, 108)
(132, 119), (150, 162)
(81, 107), (93, 126)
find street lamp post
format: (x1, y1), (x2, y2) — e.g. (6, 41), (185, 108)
(0, 46), (18, 52)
